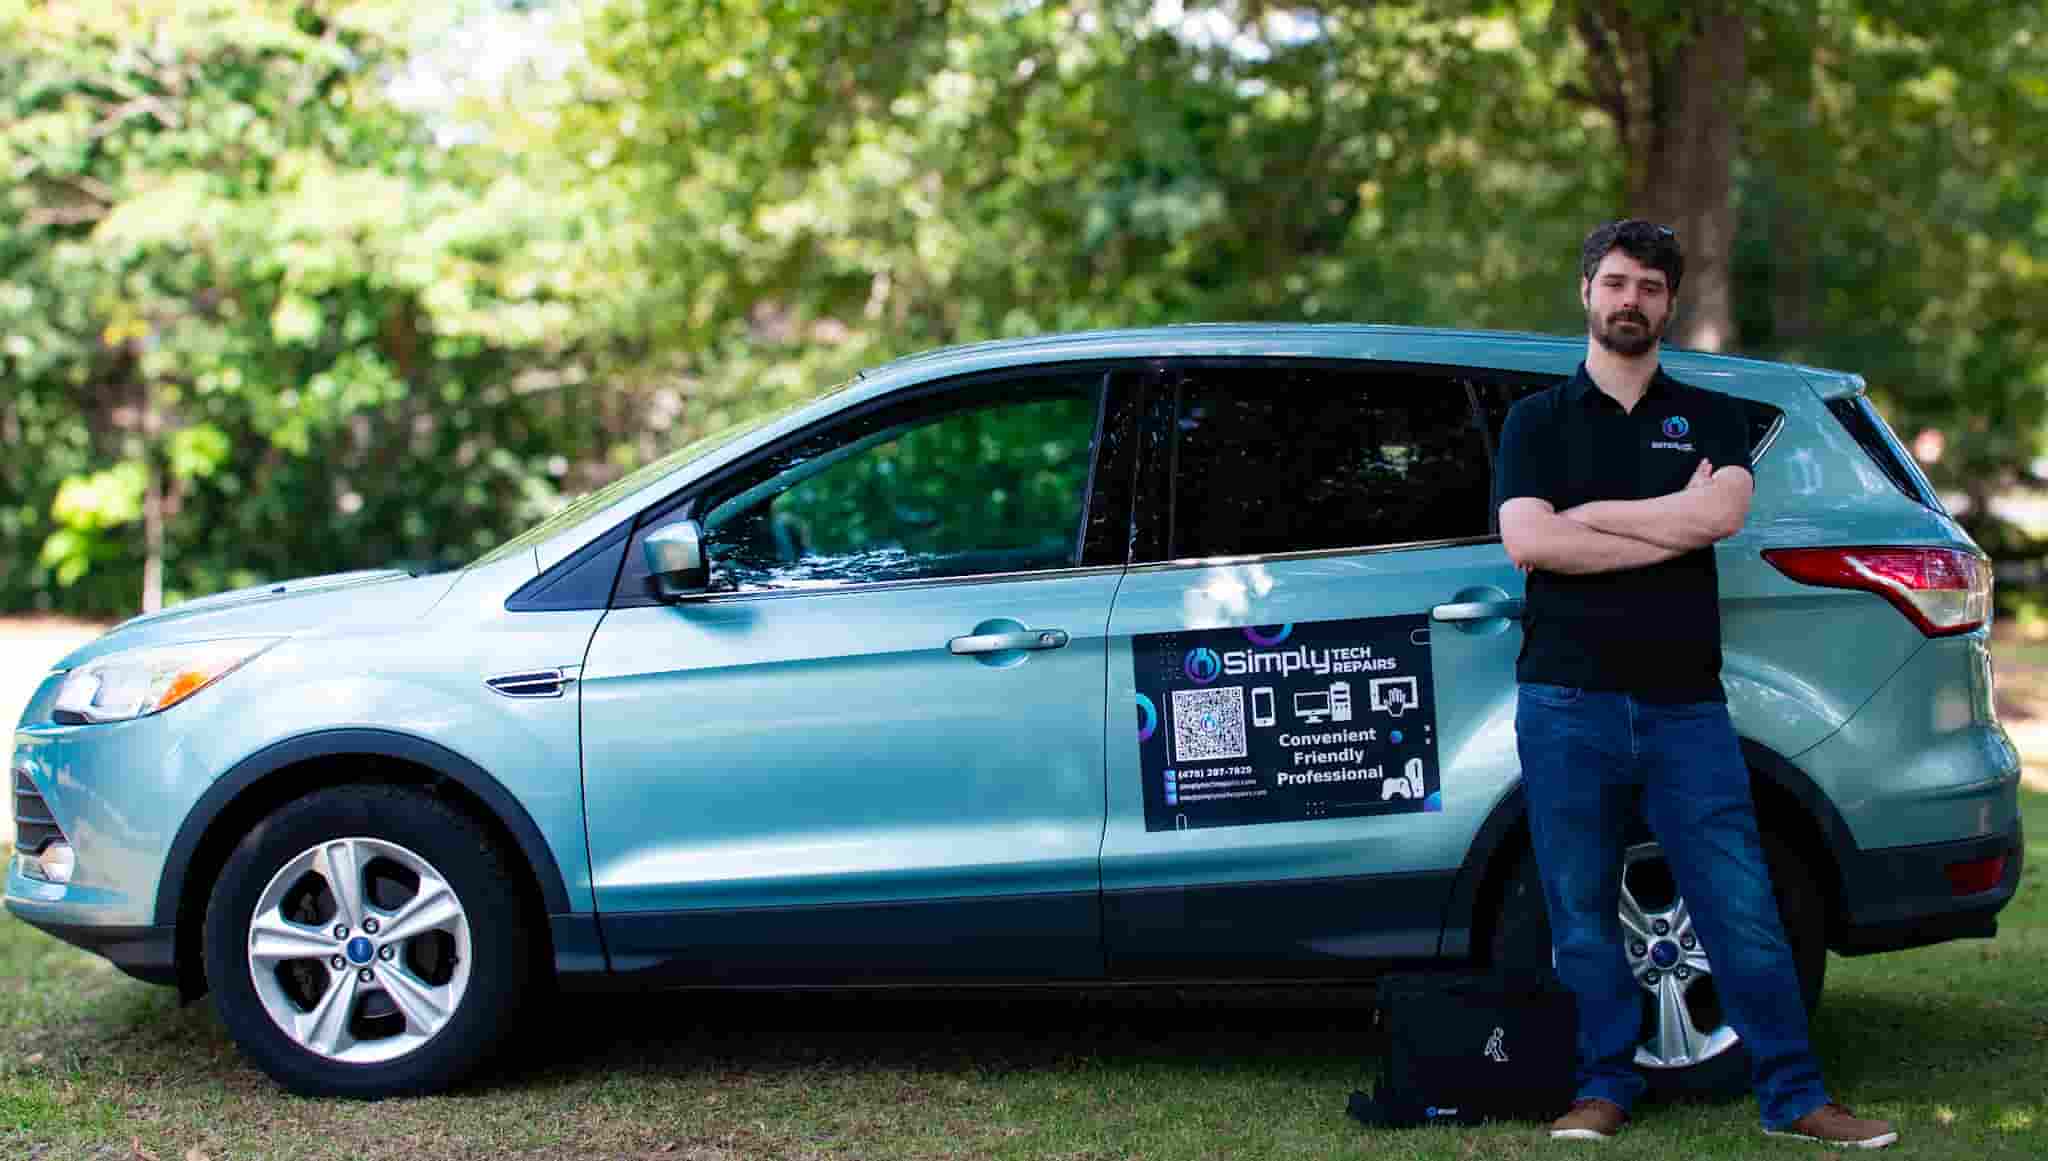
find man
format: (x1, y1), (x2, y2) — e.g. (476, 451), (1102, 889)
(1492, 220), (1898, 1149)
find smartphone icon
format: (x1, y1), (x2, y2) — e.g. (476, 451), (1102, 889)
(1251, 686), (1276, 727)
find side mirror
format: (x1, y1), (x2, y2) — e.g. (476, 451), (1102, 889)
(644, 520), (711, 600)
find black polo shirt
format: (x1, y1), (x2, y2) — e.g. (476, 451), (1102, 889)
(1492, 363), (1752, 702)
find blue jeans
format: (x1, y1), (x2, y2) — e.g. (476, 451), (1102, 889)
(1514, 684), (1830, 1130)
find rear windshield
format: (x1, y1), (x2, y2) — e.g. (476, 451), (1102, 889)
(1826, 395), (1944, 512)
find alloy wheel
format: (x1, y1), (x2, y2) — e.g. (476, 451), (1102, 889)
(1619, 841), (1742, 1070)
(246, 836), (472, 1064)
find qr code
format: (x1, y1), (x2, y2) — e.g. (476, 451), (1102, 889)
(1172, 686), (1248, 764)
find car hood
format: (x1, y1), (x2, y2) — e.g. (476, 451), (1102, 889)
(53, 569), (463, 670)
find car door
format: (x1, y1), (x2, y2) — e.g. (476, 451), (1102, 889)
(580, 367), (1138, 984)
(1100, 360), (1531, 977)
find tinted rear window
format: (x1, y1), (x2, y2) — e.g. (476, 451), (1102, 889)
(1167, 367), (1493, 558)
(1826, 395), (1940, 510)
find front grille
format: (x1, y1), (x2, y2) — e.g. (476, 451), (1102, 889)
(12, 767), (63, 855)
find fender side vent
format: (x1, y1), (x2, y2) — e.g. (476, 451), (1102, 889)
(485, 668), (579, 699)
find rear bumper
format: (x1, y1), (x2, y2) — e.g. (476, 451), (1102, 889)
(1832, 822), (2024, 956)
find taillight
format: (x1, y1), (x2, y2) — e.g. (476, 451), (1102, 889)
(1761, 547), (1992, 637)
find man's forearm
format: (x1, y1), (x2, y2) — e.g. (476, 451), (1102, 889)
(1565, 479), (1742, 551)
(1509, 509), (1684, 574)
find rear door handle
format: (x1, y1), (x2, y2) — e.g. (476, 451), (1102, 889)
(1431, 599), (1524, 622)
(948, 628), (1070, 655)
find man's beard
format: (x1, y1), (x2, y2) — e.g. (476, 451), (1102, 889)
(1590, 306), (1664, 356)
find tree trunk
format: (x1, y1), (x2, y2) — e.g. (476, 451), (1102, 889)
(1568, 2), (1746, 351)
(142, 465), (164, 614)
(141, 377), (164, 614)
(1766, 57), (1826, 356)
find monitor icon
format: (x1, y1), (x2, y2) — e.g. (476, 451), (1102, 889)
(1294, 682), (1354, 724)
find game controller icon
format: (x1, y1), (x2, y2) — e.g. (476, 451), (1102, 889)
(1382, 757), (1426, 801)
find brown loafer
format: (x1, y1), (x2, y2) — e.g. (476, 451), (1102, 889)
(1550, 1097), (1628, 1141)
(1765, 1102), (1898, 1149)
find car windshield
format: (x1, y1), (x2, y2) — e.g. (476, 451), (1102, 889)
(467, 387), (847, 568)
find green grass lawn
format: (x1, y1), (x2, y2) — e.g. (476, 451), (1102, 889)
(4, 786), (2043, 1161)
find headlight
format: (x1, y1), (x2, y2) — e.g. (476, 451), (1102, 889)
(52, 637), (283, 724)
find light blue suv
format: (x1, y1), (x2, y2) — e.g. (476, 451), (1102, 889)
(8, 326), (2023, 1097)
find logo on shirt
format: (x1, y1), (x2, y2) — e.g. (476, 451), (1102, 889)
(1652, 413), (1696, 450)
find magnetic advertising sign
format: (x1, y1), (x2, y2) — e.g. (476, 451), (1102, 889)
(1132, 615), (1439, 832)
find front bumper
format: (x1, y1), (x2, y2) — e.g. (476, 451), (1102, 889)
(5, 903), (178, 986)
(1833, 822), (2025, 956)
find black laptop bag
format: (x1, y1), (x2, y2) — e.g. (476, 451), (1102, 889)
(1347, 972), (1580, 1128)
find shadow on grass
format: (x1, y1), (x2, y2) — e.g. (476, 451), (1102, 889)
(487, 974), (2046, 1109)
(507, 984), (1383, 1086)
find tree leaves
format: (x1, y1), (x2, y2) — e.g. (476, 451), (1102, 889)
(0, 0), (612, 613)
(2, 0), (2042, 615)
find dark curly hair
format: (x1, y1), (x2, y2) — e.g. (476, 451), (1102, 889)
(1580, 219), (1683, 295)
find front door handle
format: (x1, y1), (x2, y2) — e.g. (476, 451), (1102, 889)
(949, 628), (1070, 655)
(1431, 599), (1524, 622)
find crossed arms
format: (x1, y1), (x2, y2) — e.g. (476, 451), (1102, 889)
(1499, 458), (1754, 575)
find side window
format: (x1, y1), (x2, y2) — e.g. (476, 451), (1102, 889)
(692, 376), (1104, 592)
(1470, 376), (1563, 534)
(1469, 375), (1563, 469)
(1167, 367), (1494, 558)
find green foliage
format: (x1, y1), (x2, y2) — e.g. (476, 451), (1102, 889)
(553, 0), (2045, 544)
(2, 0), (2044, 617)
(562, 2), (1606, 358)
(0, 0), (607, 614)
(1731, 0), (2048, 522)
(40, 462), (147, 588)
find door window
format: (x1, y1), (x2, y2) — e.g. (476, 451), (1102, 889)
(1166, 367), (1495, 559)
(695, 376), (1105, 591)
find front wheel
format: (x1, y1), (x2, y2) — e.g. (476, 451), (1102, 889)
(1490, 829), (1828, 1101)
(202, 784), (535, 1097)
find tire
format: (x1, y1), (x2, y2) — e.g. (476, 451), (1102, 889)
(1489, 828), (1828, 1103)
(202, 784), (536, 1098)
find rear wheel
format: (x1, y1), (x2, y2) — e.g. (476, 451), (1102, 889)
(1490, 828), (1827, 1101)
(202, 784), (535, 1097)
